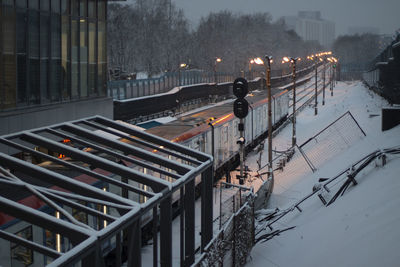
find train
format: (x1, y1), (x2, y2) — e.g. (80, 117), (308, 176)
(0, 67), (314, 266)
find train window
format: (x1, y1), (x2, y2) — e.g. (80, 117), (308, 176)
(11, 226), (33, 266)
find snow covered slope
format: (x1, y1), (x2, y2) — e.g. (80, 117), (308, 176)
(246, 81), (400, 267)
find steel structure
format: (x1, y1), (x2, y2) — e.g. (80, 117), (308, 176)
(0, 116), (213, 267)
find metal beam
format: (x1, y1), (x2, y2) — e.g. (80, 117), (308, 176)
(0, 195), (90, 245)
(0, 229), (62, 259)
(0, 137), (155, 198)
(80, 120), (204, 166)
(91, 116), (212, 162)
(60, 123), (192, 175)
(45, 128), (181, 180)
(201, 166), (213, 251)
(0, 153), (136, 207)
(184, 180), (195, 266)
(160, 196), (172, 267)
(19, 132), (169, 193)
(127, 220), (142, 267)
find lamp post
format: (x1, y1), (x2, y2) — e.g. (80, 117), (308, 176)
(307, 55), (318, 115)
(253, 56), (274, 180)
(283, 56), (300, 147)
(321, 56), (326, 105)
(178, 63), (187, 86)
(214, 57), (222, 83)
(249, 59), (255, 80)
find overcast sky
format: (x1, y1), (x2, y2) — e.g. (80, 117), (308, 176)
(172, 0), (400, 36)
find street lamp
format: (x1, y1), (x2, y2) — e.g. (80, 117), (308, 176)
(249, 59), (255, 80)
(214, 57), (222, 83)
(307, 55), (319, 115)
(254, 56), (274, 180)
(282, 56), (300, 147)
(178, 63), (187, 86)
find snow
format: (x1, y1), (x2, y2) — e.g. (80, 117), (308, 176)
(245, 81), (400, 267)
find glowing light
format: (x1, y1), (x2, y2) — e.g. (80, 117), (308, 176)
(254, 57), (264, 65)
(180, 63), (187, 68)
(56, 212), (61, 252)
(216, 58), (222, 63)
(282, 56), (290, 63)
(63, 139), (71, 143)
(58, 154), (65, 159)
(103, 187), (108, 228)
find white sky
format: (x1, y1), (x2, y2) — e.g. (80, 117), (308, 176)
(171, 0), (400, 36)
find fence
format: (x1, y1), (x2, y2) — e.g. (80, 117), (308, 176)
(193, 184), (255, 267)
(108, 70), (234, 100)
(108, 63), (314, 101)
(298, 111), (366, 171)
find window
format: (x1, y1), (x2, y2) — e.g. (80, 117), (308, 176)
(88, 21), (96, 96)
(98, 20), (106, 96)
(98, 0), (106, 20)
(71, 0), (79, 16)
(29, 10), (40, 104)
(16, 0), (27, 8)
(3, 5), (16, 109)
(50, 13), (61, 101)
(16, 9), (27, 105)
(40, 0), (50, 11)
(51, 0), (60, 13)
(0, 3), (3, 109)
(40, 12), (50, 102)
(80, 0), (87, 17)
(61, 14), (70, 100)
(28, 0), (39, 10)
(11, 226), (33, 267)
(71, 19), (79, 98)
(88, 0), (96, 18)
(80, 19), (88, 97)
(61, 0), (69, 15)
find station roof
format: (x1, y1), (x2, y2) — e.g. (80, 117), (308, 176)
(0, 116), (212, 266)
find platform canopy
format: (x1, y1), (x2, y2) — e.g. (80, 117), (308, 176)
(0, 116), (213, 267)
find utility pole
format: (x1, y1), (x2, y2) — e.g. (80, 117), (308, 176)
(315, 61), (318, 115)
(322, 58), (326, 105)
(265, 56), (273, 180)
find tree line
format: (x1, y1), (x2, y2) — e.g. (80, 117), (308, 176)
(108, 0), (322, 77)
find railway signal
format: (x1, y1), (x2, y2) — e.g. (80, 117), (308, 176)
(233, 98), (249, 118)
(233, 77), (249, 184)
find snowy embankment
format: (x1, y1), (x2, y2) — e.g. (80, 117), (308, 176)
(246, 81), (400, 267)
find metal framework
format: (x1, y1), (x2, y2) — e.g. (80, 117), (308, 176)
(0, 116), (213, 267)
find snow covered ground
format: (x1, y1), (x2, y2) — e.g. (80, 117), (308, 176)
(245, 81), (400, 267)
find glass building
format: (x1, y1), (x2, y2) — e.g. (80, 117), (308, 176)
(0, 0), (112, 137)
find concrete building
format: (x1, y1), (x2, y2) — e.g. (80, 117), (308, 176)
(0, 0), (114, 138)
(283, 11), (335, 49)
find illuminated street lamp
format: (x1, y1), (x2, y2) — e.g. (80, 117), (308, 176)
(214, 57), (222, 83)
(282, 56), (300, 147)
(307, 55), (319, 115)
(249, 59), (255, 80)
(178, 63), (188, 86)
(254, 56), (274, 180)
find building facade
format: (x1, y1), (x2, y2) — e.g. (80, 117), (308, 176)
(284, 11), (335, 49)
(0, 0), (112, 137)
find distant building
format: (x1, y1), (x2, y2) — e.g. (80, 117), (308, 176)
(348, 26), (380, 35)
(283, 11), (335, 48)
(0, 0), (114, 138)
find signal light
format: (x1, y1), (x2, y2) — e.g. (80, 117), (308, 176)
(233, 77), (248, 99)
(233, 98), (249, 119)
